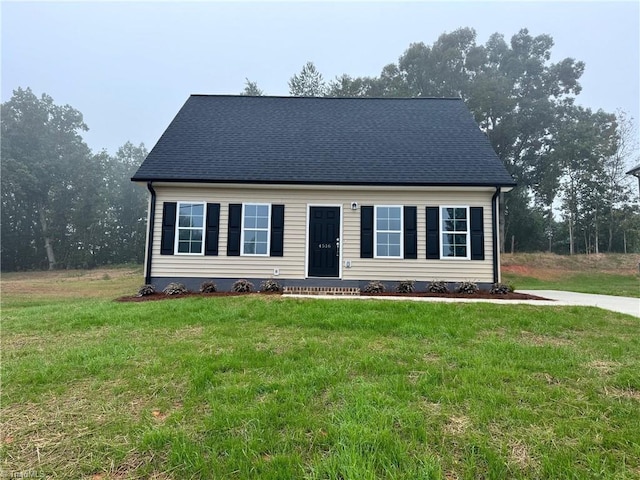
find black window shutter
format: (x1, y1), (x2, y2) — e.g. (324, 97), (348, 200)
(403, 206), (417, 259)
(426, 207), (440, 259)
(270, 204), (285, 257)
(227, 204), (242, 256)
(205, 203), (220, 256)
(470, 207), (485, 260)
(360, 206), (374, 258)
(160, 202), (177, 255)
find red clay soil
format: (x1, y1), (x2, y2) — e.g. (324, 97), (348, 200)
(117, 291), (549, 302)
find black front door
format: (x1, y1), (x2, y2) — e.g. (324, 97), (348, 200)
(308, 207), (340, 277)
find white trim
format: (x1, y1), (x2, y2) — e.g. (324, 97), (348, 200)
(439, 205), (470, 260)
(495, 197), (502, 283)
(374, 205), (404, 259)
(174, 201), (206, 255)
(305, 204), (343, 279)
(240, 203), (271, 256)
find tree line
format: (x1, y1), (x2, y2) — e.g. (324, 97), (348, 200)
(247, 28), (640, 255)
(2, 27), (639, 272)
(1, 87), (148, 270)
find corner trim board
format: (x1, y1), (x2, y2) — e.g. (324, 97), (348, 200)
(491, 187), (501, 284)
(145, 182), (156, 284)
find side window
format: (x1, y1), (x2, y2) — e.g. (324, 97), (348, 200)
(175, 202), (205, 254)
(241, 204), (270, 255)
(441, 206), (469, 259)
(375, 206), (403, 258)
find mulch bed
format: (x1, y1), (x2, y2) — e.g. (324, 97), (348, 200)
(116, 291), (549, 302)
(360, 291), (549, 300)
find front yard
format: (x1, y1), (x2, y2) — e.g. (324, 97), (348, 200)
(2, 290), (639, 479)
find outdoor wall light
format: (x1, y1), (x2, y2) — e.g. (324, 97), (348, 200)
(351, 202), (358, 210)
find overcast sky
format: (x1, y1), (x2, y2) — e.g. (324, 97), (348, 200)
(2, 1), (639, 155)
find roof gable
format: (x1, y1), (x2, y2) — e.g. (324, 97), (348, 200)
(132, 95), (515, 187)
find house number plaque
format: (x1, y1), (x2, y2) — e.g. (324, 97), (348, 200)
(318, 243), (332, 249)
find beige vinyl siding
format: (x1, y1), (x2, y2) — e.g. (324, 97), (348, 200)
(150, 185), (497, 283)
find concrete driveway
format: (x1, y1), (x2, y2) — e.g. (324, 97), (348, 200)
(518, 290), (640, 318)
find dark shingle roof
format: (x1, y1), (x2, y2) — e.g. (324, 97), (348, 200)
(627, 164), (640, 177)
(132, 95), (515, 187)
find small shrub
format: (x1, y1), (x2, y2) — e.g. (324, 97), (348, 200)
(137, 284), (156, 297)
(428, 280), (449, 294)
(395, 280), (416, 294)
(163, 282), (188, 295)
(362, 281), (386, 294)
(200, 281), (217, 293)
(456, 281), (479, 295)
(490, 282), (513, 294)
(260, 279), (283, 293)
(232, 279), (254, 293)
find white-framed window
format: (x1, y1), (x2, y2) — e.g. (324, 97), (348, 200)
(441, 206), (469, 259)
(241, 203), (271, 255)
(176, 202), (205, 254)
(375, 206), (403, 258)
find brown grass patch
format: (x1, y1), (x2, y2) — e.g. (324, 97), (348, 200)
(535, 372), (563, 385)
(0, 379), (183, 477)
(587, 360), (622, 374)
(509, 441), (537, 470)
(367, 339), (393, 352)
(604, 386), (640, 400)
(3, 326), (114, 353)
(423, 353), (441, 362)
(253, 327), (298, 354)
(519, 331), (573, 347)
(173, 325), (204, 339)
(1, 267), (143, 302)
(501, 253), (640, 273)
(501, 265), (564, 281)
(90, 450), (173, 480)
(502, 253), (640, 292)
(407, 370), (428, 384)
(444, 415), (470, 435)
(479, 329), (573, 347)
(416, 400), (442, 416)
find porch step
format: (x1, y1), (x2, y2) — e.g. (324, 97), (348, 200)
(283, 286), (361, 296)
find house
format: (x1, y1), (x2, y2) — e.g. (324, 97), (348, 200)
(132, 95), (515, 292)
(627, 164), (640, 191)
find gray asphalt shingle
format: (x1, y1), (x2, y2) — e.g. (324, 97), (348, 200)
(132, 95), (515, 186)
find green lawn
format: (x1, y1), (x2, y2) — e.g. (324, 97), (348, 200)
(503, 271), (640, 298)
(2, 295), (639, 479)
